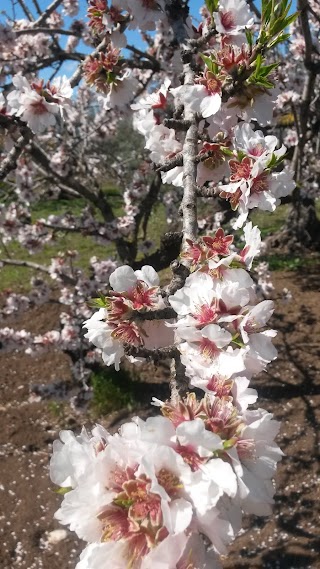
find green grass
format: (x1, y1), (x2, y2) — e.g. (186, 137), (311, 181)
(47, 401), (66, 420)
(250, 205), (290, 238)
(2, 195), (320, 292)
(260, 253), (318, 271)
(91, 368), (136, 417)
(0, 187), (123, 291)
(0, 233), (117, 291)
(0, 185), (169, 291)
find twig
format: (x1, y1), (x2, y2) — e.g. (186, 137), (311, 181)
(165, 260), (190, 295)
(157, 153), (183, 172)
(163, 118), (191, 131)
(126, 44), (161, 70)
(0, 258), (49, 273)
(181, 54), (198, 244)
(196, 186), (217, 198)
(30, 142), (115, 222)
(130, 307), (177, 321)
(246, 0), (261, 20)
(189, 27), (217, 48)
(123, 344), (179, 362)
(17, 0), (34, 21)
(0, 128), (32, 181)
(14, 27), (82, 37)
(31, 0), (42, 15)
(32, 0), (64, 27)
(0, 258), (76, 285)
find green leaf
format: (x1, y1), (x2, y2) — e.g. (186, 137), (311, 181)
(88, 294), (108, 309)
(267, 32), (291, 48)
(245, 27), (254, 48)
(54, 486), (73, 495)
(262, 0), (273, 24)
(199, 53), (218, 74)
(237, 150), (247, 161)
(205, 0), (219, 14)
(255, 53), (263, 74)
(221, 147), (234, 157)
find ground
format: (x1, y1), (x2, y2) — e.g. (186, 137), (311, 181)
(0, 264), (320, 569)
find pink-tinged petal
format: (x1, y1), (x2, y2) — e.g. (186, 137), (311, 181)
(109, 265), (137, 292)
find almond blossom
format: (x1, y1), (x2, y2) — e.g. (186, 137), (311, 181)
(213, 0), (254, 36)
(7, 75), (72, 133)
(171, 79), (222, 119)
(83, 265), (173, 370)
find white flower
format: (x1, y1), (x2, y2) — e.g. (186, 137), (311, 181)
(239, 300), (274, 344)
(171, 84), (221, 119)
(126, 0), (166, 31)
(231, 376), (258, 412)
(233, 122), (285, 161)
(240, 221), (261, 269)
(213, 0), (254, 35)
(229, 409), (283, 515)
(103, 71), (138, 110)
(7, 74), (72, 133)
(83, 308), (124, 371)
(8, 89), (58, 133)
(131, 78), (171, 111)
(50, 425), (110, 488)
(109, 264), (160, 291)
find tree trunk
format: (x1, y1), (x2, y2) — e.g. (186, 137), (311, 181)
(266, 189), (320, 252)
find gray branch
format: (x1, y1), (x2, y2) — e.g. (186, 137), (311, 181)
(0, 129), (32, 181)
(32, 0), (64, 27)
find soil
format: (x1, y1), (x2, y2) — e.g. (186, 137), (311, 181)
(0, 266), (319, 569)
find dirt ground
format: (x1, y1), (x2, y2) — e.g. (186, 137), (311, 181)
(0, 265), (319, 569)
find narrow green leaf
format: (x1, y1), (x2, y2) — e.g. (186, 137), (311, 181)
(200, 53), (216, 73)
(54, 486), (73, 495)
(205, 0), (219, 14)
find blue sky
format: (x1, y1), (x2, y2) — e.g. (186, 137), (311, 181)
(0, 0), (296, 80)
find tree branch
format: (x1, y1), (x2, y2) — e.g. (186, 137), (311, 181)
(14, 27), (82, 37)
(130, 307), (177, 321)
(32, 0), (64, 27)
(181, 52), (198, 244)
(17, 0), (34, 21)
(123, 344), (178, 362)
(0, 129), (32, 181)
(246, 0), (261, 20)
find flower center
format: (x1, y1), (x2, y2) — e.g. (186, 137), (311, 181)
(251, 172), (269, 194)
(236, 438), (256, 459)
(193, 303), (218, 326)
(175, 444), (205, 471)
(220, 10), (236, 31)
(98, 469), (181, 567)
(111, 321), (142, 345)
(199, 337), (220, 360)
(230, 157), (252, 181)
(30, 99), (49, 115)
(249, 143), (265, 157)
(205, 72), (222, 95)
(206, 375), (233, 397)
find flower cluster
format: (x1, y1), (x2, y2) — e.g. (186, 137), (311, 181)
(132, 78), (295, 227)
(50, 389), (282, 567)
(83, 265), (173, 370)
